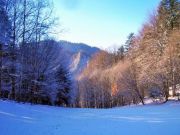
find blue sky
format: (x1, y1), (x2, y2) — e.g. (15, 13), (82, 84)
(53, 0), (161, 49)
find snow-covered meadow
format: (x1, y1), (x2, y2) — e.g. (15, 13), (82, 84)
(0, 100), (180, 135)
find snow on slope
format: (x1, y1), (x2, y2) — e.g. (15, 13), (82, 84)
(0, 100), (180, 135)
(69, 51), (89, 74)
(59, 41), (100, 79)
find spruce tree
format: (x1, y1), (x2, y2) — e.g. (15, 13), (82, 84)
(55, 65), (71, 106)
(124, 33), (135, 53)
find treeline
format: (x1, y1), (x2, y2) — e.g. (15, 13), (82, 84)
(75, 0), (180, 108)
(0, 0), (179, 108)
(0, 0), (71, 106)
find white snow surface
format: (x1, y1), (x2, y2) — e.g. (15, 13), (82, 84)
(0, 100), (180, 135)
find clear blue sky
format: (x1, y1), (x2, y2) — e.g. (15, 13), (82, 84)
(53, 0), (161, 49)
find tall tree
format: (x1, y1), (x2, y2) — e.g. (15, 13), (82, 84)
(55, 65), (71, 106)
(157, 0), (180, 96)
(117, 46), (125, 61)
(158, 0), (180, 30)
(124, 33), (135, 53)
(0, 1), (11, 97)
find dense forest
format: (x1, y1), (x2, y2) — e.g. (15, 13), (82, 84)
(0, 0), (71, 106)
(0, 0), (179, 108)
(75, 0), (180, 108)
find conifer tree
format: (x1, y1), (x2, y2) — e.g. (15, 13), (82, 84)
(55, 65), (71, 106)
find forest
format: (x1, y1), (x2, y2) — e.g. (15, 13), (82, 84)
(75, 0), (180, 108)
(0, 0), (71, 106)
(0, 0), (180, 108)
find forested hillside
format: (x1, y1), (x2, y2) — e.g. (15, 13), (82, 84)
(59, 40), (100, 78)
(0, 0), (100, 106)
(75, 0), (180, 108)
(0, 0), (179, 109)
(0, 0), (72, 106)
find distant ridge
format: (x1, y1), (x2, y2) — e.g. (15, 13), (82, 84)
(58, 40), (100, 79)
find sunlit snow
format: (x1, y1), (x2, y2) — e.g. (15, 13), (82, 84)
(0, 100), (180, 135)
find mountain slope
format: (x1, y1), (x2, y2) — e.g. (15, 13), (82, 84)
(59, 41), (100, 79)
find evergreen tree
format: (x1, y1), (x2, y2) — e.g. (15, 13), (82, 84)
(55, 65), (71, 106)
(117, 46), (125, 61)
(124, 33), (135, 53)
